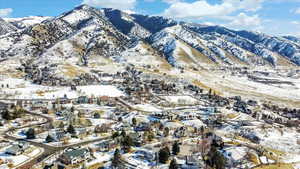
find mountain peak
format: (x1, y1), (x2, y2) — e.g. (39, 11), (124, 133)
(74, 4), (94, 10)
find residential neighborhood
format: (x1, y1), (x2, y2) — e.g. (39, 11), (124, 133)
(0, 1), (300, 169)
(0, 66), (299, 169)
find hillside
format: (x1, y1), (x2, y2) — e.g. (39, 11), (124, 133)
(0, 4), (299, 88)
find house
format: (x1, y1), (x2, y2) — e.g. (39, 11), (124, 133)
(59, 148), (91, 165)
(93, 140), (117, 152)
(98, 96), (110, 106)
(0, 140), (10, 148)
(199, 107), (216, 115)
(128, 132), (143, 146)
(77, 96), (89, 104)
(59, 98), (70, 104)
(151, 111), (175, 120)
(182, 156), (202, 169)
(174, 126), (188, 138)
(94, 124), (112, 133)
(5, 145), (23, 155)
(50, 130), (70, 142)
(134, 150), (155, 161)
(31, 101), (46, 110)
(134, 122), (151, 131)
(177, 112), (199, 121)
(75, 128), (87, 137)
(118, 123), (132, 131)
(99, 96), (116, 106)
(5, 141), (29, 156)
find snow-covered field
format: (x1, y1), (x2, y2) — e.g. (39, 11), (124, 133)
(161, 95), (199, 105)
(0, 78), (124, 99)
(132, 104), (162, 112)
(162, 69), (300, 108)
(89, 119), (115, 126)
(182, 119), (205, 128)
(254, 127), (300, 154)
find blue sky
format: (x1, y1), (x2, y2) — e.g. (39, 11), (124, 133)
(1, 0), (300, 36)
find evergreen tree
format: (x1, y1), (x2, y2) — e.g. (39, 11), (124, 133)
(215, 151), (226, 169)
(1, 110), (11, 120)
(209, 88), (212, 96)
(132, 118), (137, 127)
(94, 113), (101, 119)
(59, 121), (65, 129)
(96, 98), (101, 105)
(112, 131), (120, 139)
(159, 147), (170, 164)
(67, 124), (75, 134)
(200, 126), (205, 139)
(172, 141), (180, 155)
(169, 159), (178, 169)
(26, 128), (35, 139)
(207, 146), (226, 169)
(147, 131), (155, 142)
(121, 130), (126, 137)
(112, 149), (121, 168)
(45, 135), (54, 143)
(70, 106), (75, 112)
(164, 127), (170, 137)
(121, 136), (133, 153)
(42, 109), (48, 114)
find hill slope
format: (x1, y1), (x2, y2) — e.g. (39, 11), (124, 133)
(0, 5), (299, 77)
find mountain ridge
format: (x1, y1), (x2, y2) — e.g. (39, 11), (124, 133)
(0, 4), (299, 71)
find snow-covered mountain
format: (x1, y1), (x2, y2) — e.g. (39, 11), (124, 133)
(103, 8), (151, 39)
(0, 18), (17, 36)
(4, 16), (51, 30)
(0, 4), (299, 76)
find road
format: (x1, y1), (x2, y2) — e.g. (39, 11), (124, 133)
(2, 110), (111, 169)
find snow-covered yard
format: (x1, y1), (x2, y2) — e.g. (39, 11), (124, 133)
(87, 151), (113, 168)
(0, 146), (43, 168)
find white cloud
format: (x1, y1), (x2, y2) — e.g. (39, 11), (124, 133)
(237, 0), (264, 12)
(161, 0), (264, 31)
(0, 8), (13, 18)
(82, 0), (136, 10)
(163, 1), (235, 19)
(162, 0), (181, 4)
(274, 0), (300, 2)
(291, 21), (300, 25)
(227, 13), (262, 30)
(294, 7), (300, 14)
(162, 0), (264, 19)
